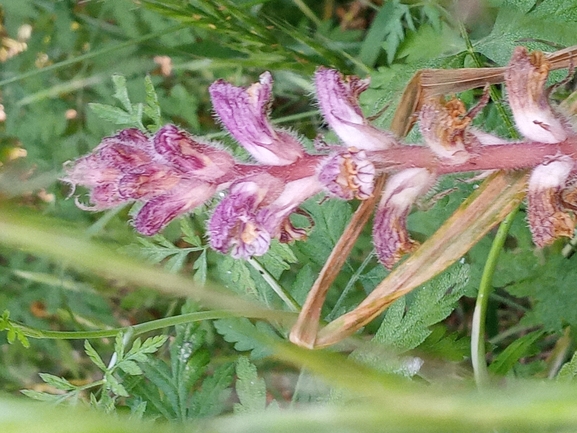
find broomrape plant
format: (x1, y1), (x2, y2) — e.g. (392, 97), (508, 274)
(63, 46), (577, 271)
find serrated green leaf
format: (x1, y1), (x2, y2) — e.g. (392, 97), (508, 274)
(105, 372), (129, 397)
(558, 350), (577, 382)
(112, 74), (132, 112)
(84, 340), (107, 371)
(233, 357), (267, 414)
(257, 241), (297, 279)
(88, 103), (134, 126)
(115, 333), (127, 361)
(189, 363), (234, 418)
(20, 389), (63, 402)
(38, 373), (76, 391)
(144, 75), (161, 131)
(217, 256), (257, 297)
(373, 263), (470, 352)
(213, 318), (275, 359)
(193, 250), (208, 285)
(118, 360), (144, 376)
(489, 330), (545, 376)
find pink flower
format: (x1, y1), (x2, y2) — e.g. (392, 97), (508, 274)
(317, 148), (375, 200)
(505, 46), (572, 143)
(208, 173), (322, 258)
(64, 125), (236, 236)
(373, 168), (435, 269)
(527, 156), (575, 247)
(314, 67), (397, 151)
(209, 72), (304, 165)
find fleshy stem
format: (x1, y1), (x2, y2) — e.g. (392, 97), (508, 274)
(6, 309), (294, 340)
(471, 205), (520, 388)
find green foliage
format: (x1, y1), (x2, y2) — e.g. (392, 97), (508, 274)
(233, 356), (268, 414)
(0, 310), (30, 348)
(4, 0), (577, 431)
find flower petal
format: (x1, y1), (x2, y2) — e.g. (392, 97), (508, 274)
(153, 124), (235, 179)
(527, 157), (575, 247)
(505, 46), (570, 143)
(315, 67), (397, 151)
(373, 168), (435, 269)
(318, 148), (375, 200)
(133, 181), (216, 236)
(209, 72), (304, 165)
(419, 97), (475, 163)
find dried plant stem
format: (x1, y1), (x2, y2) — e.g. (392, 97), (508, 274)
(471, 205), (520, 388)
(315, 171), (528, 347)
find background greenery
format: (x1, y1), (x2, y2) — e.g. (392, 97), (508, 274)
(2, 0), (577, 431)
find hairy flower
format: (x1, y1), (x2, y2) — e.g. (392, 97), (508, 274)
(317, 148), (375, 200)
(527, 157), (575, 247)
(419, 97), (477, 163)
(506, 46), (571, 143)
(209, 72), (304, 165)
(209, 173), (322, 258)
(315, 67), (397, 151)
(64, 126), (237, 236)
(373, 168), (435, 269)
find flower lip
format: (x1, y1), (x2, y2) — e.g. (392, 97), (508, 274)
(314, 67), (397, 151)
(209, 72), (304, 165)
(373, 168), (435, 269)
(505, 46), (571, 143)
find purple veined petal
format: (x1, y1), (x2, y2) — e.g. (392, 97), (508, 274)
(62, 154), (121, 188)
(527, 156), (575, 247)
(373, 168), (435, 269)
(117, 164), (181, 200)
(505, 47), (571, 143)
(114, 128), (150, 148)
(209, 72), (304, 165)
(133, 181), (216, 236)
(315, 67), (397, 151)
(318, 148), (375, 200)
(153, 124), (235, 179)
(208, 180), (272, 258)
(75, 183), (127, 211)
(98, 141), (153, 169)
(255, 176), (323, 243)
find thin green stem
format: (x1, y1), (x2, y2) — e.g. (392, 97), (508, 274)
(248, 258), (300, 312)
(457, 22), (519, 139)
(326, 250), (376, 321)
(8, 310), (283, 340)
(471, 205), (520, 388)
(0, 24), (187, 88)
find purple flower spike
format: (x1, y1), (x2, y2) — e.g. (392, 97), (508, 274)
(64, 126), (240, 236)
(318, 148), (375, 200)
(209, 72), (304, 165)
(315, 67), (397, 151)
(63, 129), (154, 210)
(373, 168), (435, 269)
